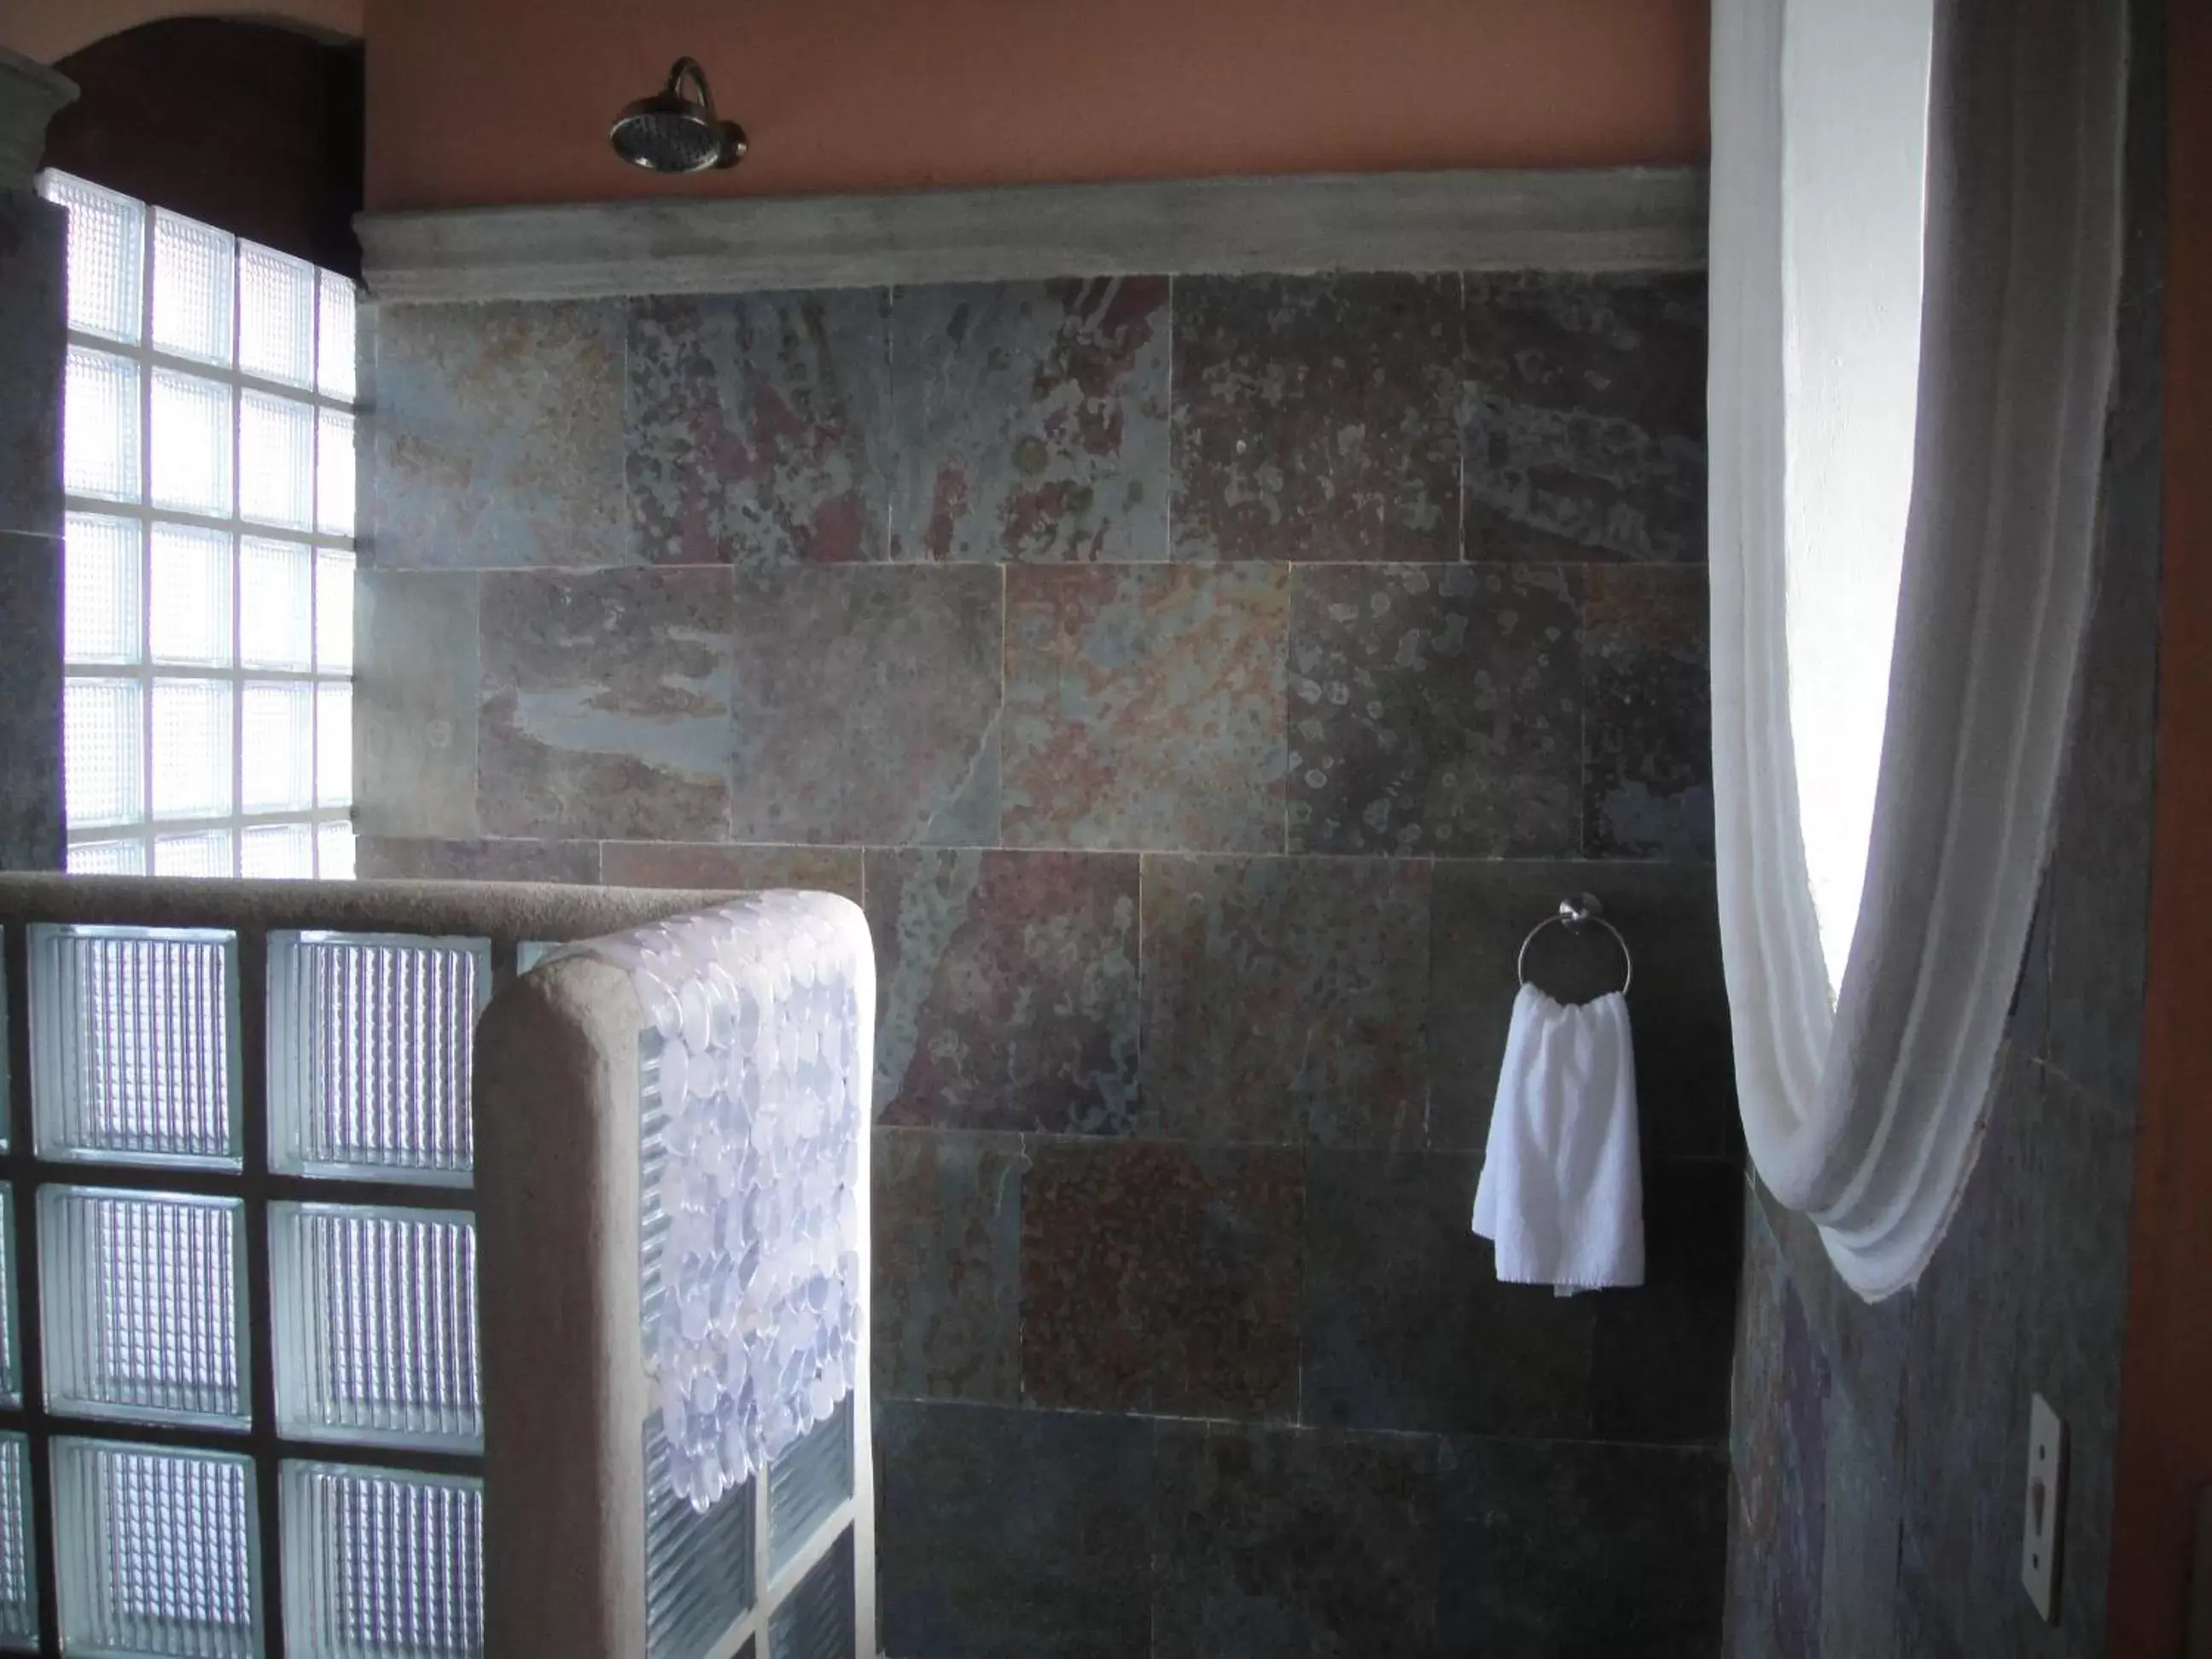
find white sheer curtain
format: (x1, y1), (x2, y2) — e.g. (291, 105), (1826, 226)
(1710, 0), (2128, 1298)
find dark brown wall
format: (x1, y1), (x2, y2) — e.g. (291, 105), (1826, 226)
(44, 17), (364, 276)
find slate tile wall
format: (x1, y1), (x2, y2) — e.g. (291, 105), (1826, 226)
(357, 267), (1730, 1656)
(1721, 6), (2163, 1650)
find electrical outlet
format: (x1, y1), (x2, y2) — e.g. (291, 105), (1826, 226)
(2023, 1394), (2068, 1622)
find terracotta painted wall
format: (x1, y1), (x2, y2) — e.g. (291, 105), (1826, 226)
(363, 0), (1709, 212)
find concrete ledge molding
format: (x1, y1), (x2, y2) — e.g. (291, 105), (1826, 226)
(358, 166), (1708, 303)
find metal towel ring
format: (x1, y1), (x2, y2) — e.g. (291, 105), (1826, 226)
(1515, 893), (1633, 998)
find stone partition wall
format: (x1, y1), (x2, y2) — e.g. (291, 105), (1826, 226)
(357, 268), (1737, 1656)
(1722, 6), (2163, 1653)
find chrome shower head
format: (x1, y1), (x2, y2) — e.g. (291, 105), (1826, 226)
(610, 57), (747, 174)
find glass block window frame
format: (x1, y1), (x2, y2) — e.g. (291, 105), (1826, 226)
(0, 922), (490, 1658)
(39, 172), (358, 883)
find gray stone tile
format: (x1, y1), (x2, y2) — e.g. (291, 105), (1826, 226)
(1772, 1285), (1833, 1657)
(1463, 272), (1708, 563)
(1751, 1176), (1912, 1467)
(728, 566), (1000, 845)
(1003, 564), (1287, 853)
(1299, 1150), (1592, 1437)
(1021, 1139), (1302, 1418)
(876, 1400), (1152, 1659)
(369, 300), (626, 569)
(868, 849), (1139, 1136)
(1585, 563), (1714, 859)
(627, 290), (891, 567)
(1898, 1047), (2040, 1656)
(1141, 854), (1430, 1147)
(1172, 273), (1460, 563)
(1429, 859), (1735, 1158)
(598, 841), (862, 901)
(354, 836), (600, 883)
(1151, 1422), (1439, 1659)
(1288, 562), (1581, 858)
(478, 568), (732, 841)
(0, 194), (63, 539)
(1591, 1158), (1743, 1442)
(2017, 1071), (2135, 1650)
(872, 1128), (1023, 1405)
(1820, 1387), (1906, 1659)
(1436, 1436), (1729, 1658)
(889, 278), (1169, 562)
(0, 531), (61, 869)
(356, 569), (480, 838)
(1730, 1180), (1789, 1540)
(2046, 286), (2161, 1111)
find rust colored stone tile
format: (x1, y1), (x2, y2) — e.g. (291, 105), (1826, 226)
(1172, 273), (1460, 564)
(370, 300), (627, 569)
(1020, 1139), (1303, 1418)
(1463, 271), (1708, 563)
(1003, 564), (1288, 853)
(626, 290), (891, 567)
(890, 277), (1169, 563)
(1289, 562), (1582, 859)
(872, 1128), (1024, 1404)
(728, 566), (1001, 846)
(867, 849), (1138, 1135)
(1152, 1422), (1441, 1659)
(1141, 853), (1430, 1148)
(1583, 564), (1713, 859)
(601, 841), (863, 902)
(477, 568), (732, 841)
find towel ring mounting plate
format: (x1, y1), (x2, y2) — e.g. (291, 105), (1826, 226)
(1515, 893), (1633, 998)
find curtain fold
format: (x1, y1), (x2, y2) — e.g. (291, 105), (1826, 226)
(1709, 0), (2128, 1298)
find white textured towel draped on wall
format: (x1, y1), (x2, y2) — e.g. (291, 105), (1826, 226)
(1708, 0), (2128, 1297)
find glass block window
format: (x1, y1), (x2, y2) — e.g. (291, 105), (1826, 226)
(1, 923), (490, 1656)
(40, 172), (358, 880)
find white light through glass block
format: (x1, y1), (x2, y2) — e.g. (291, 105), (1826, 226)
(150, 370), (235, 517)
(238, 538), (312, 669)
(272, 1204), (480, 1448)
(152, 830), (234, 879)
(148, 523), (234, 667)
(768, 1528), (854, 1659)
(239, 242), (316, 387)
(150, 209), (236, 366)
(241, 391), (315, 531)
(63, 678), (144, 829)
(40, 1187), (248, 1426)
(0, 1190), (17, 1408)
(268, 933), (490, 1184)
(242, 683), (313, 813)
(150, 678), (233, 821)
(316, 548), (355, 673)
(0, 1435), (32, 1651)
(316, 823), (356, 882)
(315, 406), (357, 538)
(241, 824), (314, 880)
(67, 841), (146, 876)
(53, 1439), (259, 1659)
(317, 271), (358, 402)
(282, 1463), (482, 1659)
(64, 515), (143, 665)
(317, 683), (352, 809)
(28, 924), (241, 1165)
(64, 346), (142, 502)
(43, 172), (144, 345)
(768, 1397), (853, 1575)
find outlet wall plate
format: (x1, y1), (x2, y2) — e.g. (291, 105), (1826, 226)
(2023, 1394), (2069, 1622)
